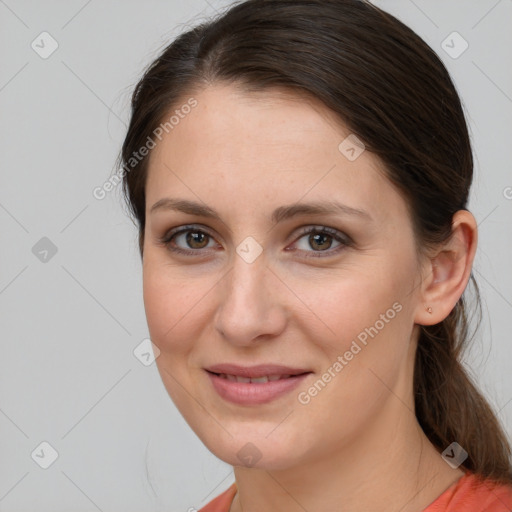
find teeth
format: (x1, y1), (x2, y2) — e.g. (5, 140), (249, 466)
(250, 376), (269, 383)
(218, 373), (293, 383)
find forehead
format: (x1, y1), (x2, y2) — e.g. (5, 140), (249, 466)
(145, 83), (406, 225)
(160, 83), (354, 155)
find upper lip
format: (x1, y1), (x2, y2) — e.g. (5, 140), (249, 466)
(205, 363), (312, 378)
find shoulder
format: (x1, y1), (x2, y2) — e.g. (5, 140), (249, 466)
(425, 471), (512, 512)
(195, 474), (512, 512)
(198, 482), (237, 512)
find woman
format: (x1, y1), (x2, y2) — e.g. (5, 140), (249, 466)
(118, 0), (512, 510)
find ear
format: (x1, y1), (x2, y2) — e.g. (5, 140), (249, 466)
(415, 210), (478, 326)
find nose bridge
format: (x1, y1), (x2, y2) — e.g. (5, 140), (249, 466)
(214, 244), (285, 343)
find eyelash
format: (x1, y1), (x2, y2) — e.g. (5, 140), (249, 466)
(157, 224), (353, 259)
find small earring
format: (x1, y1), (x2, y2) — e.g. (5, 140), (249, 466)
(426, 305), (433, 314)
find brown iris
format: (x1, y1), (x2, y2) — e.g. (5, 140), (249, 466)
(308, 232), (333, 251)
(186, 230), (209, 249)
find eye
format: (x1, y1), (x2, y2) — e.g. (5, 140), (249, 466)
(158, 225), (219, 256)
(289, 226), (352, 258)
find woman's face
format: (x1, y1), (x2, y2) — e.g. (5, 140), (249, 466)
(143, 83), (426, 470)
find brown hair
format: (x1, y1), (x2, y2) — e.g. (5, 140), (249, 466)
(119, 0), (512, 484)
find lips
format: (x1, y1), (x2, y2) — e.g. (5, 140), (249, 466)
(204, 363), (313, 405)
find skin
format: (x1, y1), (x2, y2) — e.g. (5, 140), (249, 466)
(142, 83), (477, 512)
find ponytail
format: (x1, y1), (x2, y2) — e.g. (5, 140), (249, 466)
(415, 275), (512, 484)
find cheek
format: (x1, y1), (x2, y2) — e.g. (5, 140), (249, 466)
(291, 263), (414, 406)
(142, 262), (212, 352)
(291, 278), (410, 446)
(142, 262), (212, 415)
(289, 268), (403, 351)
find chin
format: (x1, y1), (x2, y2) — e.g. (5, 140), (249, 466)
(200, 428), (305, 471)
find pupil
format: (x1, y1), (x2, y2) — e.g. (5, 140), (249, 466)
(310, 233), (331, 251)
(187, 231), (208, 248)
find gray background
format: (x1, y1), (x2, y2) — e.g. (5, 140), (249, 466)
(1, 0), (511, 511)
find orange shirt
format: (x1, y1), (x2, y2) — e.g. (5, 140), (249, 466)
(198, 471), (512, 512)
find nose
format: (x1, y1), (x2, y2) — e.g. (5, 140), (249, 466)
(213, 251), (288, 346)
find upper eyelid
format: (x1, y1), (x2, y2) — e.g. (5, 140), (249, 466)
(165, 224), (220, 243)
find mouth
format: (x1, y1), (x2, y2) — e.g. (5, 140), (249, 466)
(204, 363), (312, 379)
(204, 367), (313, 405)
(206, 371), (309, 383)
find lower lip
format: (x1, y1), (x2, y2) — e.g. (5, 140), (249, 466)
(206, 371), (311, 405)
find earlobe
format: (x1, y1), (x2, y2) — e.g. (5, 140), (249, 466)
(415, 210), (477, 326)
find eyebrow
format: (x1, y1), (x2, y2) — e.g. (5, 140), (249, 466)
(149, 198), (372, 224)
